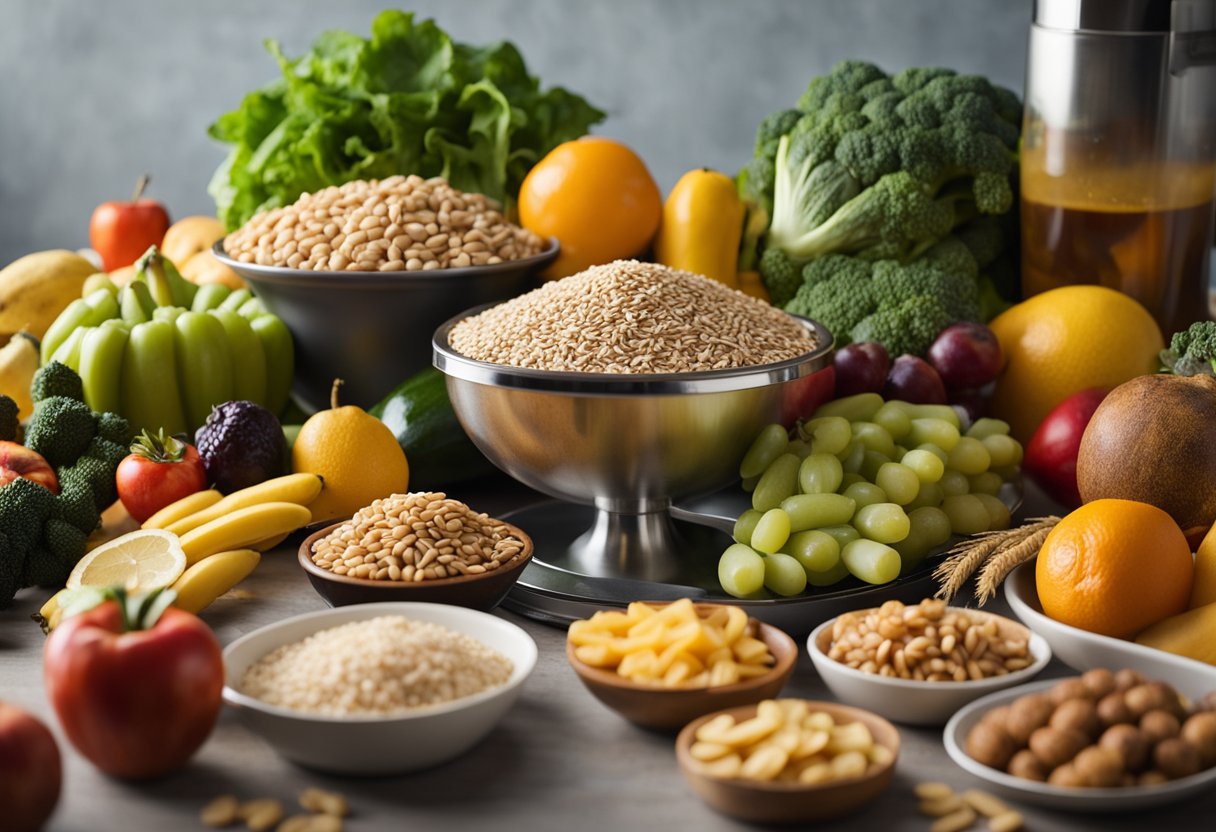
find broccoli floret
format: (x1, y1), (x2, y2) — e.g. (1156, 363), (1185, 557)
(1162, 321), (1216, 376)
(759, 248), (802, 306)
(26, 518), (86, 588)
(59, 454), (116, 509)
(784, 267), (877, 340)
(82, 435), (128, 472)
(31, 361), (84, 404)
(852, 296), (955, 357)
(801, 254), (873, 288)
(953, 217), (1006, 269)
(0, 395), (18, 442)
(918, 236), (980, 282)
(24, 396), (96, 467)
(0, 477), (57, 563)
(871, 259), (980, 321)
(53, 478), (102, 535)
(94, 411), (133, 446)
(754, 108), (803, 158)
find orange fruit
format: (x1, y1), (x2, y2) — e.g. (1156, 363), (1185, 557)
(1036, 499), (1192, 639)
(988, 286), (1163, 442)
(519, 136), (662, 279)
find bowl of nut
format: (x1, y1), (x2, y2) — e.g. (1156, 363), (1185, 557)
(944, 671), (1216, 811)
(298, 492), (534, 612)
(566, 599), (798, 730)
(807, 599), (1052, 725)
(675, 698), (900, 824)
(212, 174), (559, 410)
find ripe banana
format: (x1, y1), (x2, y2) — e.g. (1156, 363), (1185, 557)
(162, 472), (322, 537)
(170, 548), (260, 614)
(209, 309), (266, 406)
(178, 501), (312, 565)
(143, 488), (223, 530)
(0, 250), (97, 340)
(79, 320), (129, 414)
(173, 311), (233, 429)
(0, 332), (40, 417)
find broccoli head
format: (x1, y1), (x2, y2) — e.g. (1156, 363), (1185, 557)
(31, 360), (85, 404)
(851, 295), (955, 357)
(26, 518), (86, 588)
(871, 258), (980, 322)
(24, 396), (97, 467)
(0, 394), (18, 442)
(53, 478), (102, 535)
(784, 267), (877, 340)
(758, 248), (802, 306)
(1161, 321), (1216, 376)
(59, 453), (116, 509)
(801, 254), (873, 288)
(95, 411), (133, 446)
(0, 476), (57, 560)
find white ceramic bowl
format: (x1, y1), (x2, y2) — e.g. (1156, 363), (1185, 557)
(807, 608), (1051, 726)
(945, 679), (1216, 811)
(222, 602), (537, 775)
(1004, 561), (1216, 701)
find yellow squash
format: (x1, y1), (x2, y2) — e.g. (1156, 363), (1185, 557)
(654, 168), (744, 287)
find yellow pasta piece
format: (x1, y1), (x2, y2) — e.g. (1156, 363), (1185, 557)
(732, 636), (770, 663)
(708, 660), (740, 687)
(573, 644), (617, 667)
(735, 663), (776, 679)
(695, 714), (738, 744)
(721, 605), (749, 644)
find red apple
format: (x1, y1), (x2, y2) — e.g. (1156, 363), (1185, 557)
(1023, 387), (1109, 508)
(89, 175), (170, 272)
(0, 701), (62, 832)
(0, 441), (59, 494)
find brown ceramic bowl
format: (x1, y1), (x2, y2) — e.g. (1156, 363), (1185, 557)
(676, 701), (901, 824)
(297, 520), (533, 612)
(565, 603), (798, 730)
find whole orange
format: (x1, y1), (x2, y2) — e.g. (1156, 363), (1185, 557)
(1036, 499), (1192, 639)
(519, 136), (662, 279)
(988, 285), (1163, 442)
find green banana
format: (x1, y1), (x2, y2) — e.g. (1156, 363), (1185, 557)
(153, 306), (184, 324)
(41, 287), (120, 362)
(79, 321), (129, 414)
(250, 314), (294, 416)
(174, 312), (234, 428)
(191, 283), (232, 312)
(51, 326), (88, 371)
(120, 282), (156, 325)
(122, 320), (188, 436)
(217, 288), (252, 312)
(209, 309), (266, 406)
(237, 296), (266, 319)
(136, 246), (197, 308)
(82, 273), (119, 297)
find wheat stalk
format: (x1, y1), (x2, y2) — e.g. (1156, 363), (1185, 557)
(933, 516), (1061, 604)
(975, 522), (1058, 604)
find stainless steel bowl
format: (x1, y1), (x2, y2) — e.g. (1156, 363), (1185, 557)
(213, 239), (559, 411)
(433, 310), (835, 581)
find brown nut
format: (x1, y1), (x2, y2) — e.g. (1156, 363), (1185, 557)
(1050, 698), (1102, 739)
(1097, 692), (1135, 728)
(1029, 726), (1088, 771)
(966, 720), (1017, 771)
(1099, 724), (1150, 772)
(980, 705), (1012, 730)
(1080, 668), (1116, 699)
(1049, 678), (1093, 706)
(1005, 694), (1055, 746)
(1153, 737), (1202, 780)
(1139, 709), (1181, 745)
(1180, 712), (1216, 768)
(1047, 762), (1086, 788)
(1196, 691), (1216, 714)
(1125, 683), (1182, 720)
(1073, 745), (1124, 787)
(1007, 749), (1047, 782)
(1113, 668), (1145, 692)
(1138, 770), (1169, 786)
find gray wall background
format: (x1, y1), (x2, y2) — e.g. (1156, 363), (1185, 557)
(0, 0), (1031, 266)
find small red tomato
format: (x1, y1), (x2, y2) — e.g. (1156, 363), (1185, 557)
(0, 701), (62, 832)
(89, 175), (171, 272)
(44, 591), (223, 780)
(116, 429), (207, 523)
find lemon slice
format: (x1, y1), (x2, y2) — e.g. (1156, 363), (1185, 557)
(66, 529), (188, 592)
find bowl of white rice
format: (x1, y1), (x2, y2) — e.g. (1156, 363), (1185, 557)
(221, 602), (537, 774)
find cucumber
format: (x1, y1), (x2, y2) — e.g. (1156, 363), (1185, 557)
(370, 367), (495, 487)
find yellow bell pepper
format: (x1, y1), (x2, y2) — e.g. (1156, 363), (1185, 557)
(655, 169), (744, 287)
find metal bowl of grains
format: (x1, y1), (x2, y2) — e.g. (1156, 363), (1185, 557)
(221, 602), (537, 775)
(432, 260), (836, 596)
(212, 174), (559, 410)
(297, 492), (535, 611)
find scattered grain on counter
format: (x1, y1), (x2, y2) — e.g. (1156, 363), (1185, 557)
(447, 260), (818, 373)
(240, 616), (513, 716)
(310, 492), (524, 582)
(222, 175), (546, 272)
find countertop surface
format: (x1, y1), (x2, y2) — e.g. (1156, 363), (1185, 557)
(2, 480), (1213, 832)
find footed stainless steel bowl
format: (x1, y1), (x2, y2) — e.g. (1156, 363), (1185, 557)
(433, 310), (834, 582)
(214, 239), (558, 411)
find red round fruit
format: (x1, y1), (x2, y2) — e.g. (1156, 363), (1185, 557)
(1024, 387), (1108, 507)
(928, 322), (1003, 390)
(89, 176), (171, 272)
(116, 430), (207, 523)
(884, 354), (948, 404)
(0, 441), (59, 494)
(834, 342), (890, 397)
(0, 701), (61, 832)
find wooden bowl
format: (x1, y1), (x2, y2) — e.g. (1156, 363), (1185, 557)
(297, 520), (534, 612)
(676, 701), (901, 824)
(565, 603), (798, 730)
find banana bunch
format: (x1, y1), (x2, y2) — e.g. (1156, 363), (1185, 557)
(40, 247), (293, 435)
